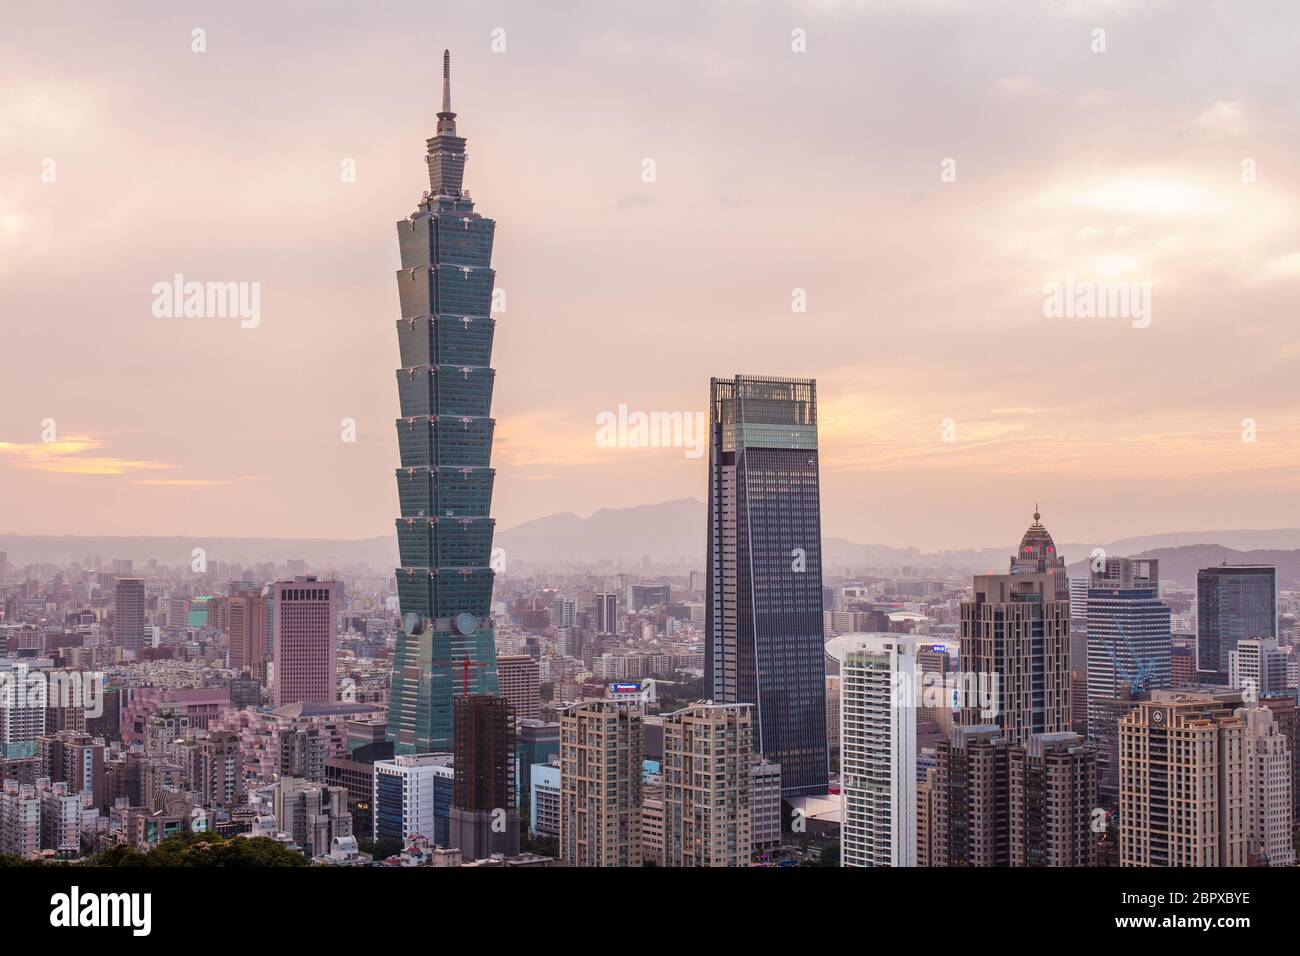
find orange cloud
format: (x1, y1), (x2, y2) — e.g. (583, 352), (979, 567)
(0, 435), (173, 477)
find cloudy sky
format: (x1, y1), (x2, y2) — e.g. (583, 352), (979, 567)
(2, 0), (1298, 550)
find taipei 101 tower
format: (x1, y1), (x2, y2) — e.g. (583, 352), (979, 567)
(387, 51), (502, 754)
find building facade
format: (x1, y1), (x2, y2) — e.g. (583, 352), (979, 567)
(559, 699), (643, 867)
(661, 703), (753, 867)
(705, 374), (828, 797)
(959, 511), (1071, 746)
(840, 633), (917, 867)
(1197, 565), (1276, 679)
(269, 577), (339, 708)
(1009, 731), (1097, 866)
(448, 694), (519, 859)
(387, 52), (502, 754)
(1118, 693), (1247, 867)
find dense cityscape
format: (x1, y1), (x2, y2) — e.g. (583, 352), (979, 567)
(3, 45), (1299, 881)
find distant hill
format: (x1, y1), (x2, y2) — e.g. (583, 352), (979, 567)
(5, 505), (1300, 577)
(1067, 545), (1300, 589)
(496, 498), (703, 563)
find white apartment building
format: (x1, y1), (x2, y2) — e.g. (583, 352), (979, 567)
(840, 633), (917, 867)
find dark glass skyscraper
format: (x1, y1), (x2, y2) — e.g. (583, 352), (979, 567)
(1196, 564), (1276, 679)
(387, 52), (500, 754)
(705, 375), (828, 797)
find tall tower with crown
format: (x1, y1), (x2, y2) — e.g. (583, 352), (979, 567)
(957, 506), (1073, 744)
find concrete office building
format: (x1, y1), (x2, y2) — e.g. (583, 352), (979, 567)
(114, 577), (146, 654)
(1230, 638), (1292, 698)
(373, 752), (454, 846)
(529, 762), (560, 838)
(269, 576), (339, 708)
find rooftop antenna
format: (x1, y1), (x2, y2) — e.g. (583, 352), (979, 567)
(441, 49), (452, 114)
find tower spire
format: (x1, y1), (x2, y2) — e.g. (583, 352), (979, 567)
(426, 48), (465, 196)
(441, 49), (451, 115)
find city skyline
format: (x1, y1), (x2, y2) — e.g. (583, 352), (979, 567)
(4, 1), (1300, 552)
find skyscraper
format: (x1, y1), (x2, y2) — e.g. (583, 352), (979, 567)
(840, 634), (918, 868)
(1238, 705), (1293, 867)
(448, 694), (519, 859)
(227, 590), (269, 678)
(705, 374), (828, 797)
(114, 577), (146, 654)
(559, 698), (643, 867)
(1196, 564), (1276, 680)
(1008, 731), (1098, 867)
(661, 703), (754, 867)
(595, 592), (618, 635)
(1086, 557), (1171, 741)
(268, 576), (339, 708)
(934, 725), (1011, 867)
(388, 51), (501, 753)
(1118, 692), (1247, 867)
(959, 510), (1071, 746)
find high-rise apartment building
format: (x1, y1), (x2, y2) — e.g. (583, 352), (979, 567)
(916, 767), (941, 867)
(1118, 692), (1247, 867)
(1261, 696), (1300, 824)
(191, 730), (244, 808)
(705, 374), (828, 797)
(279, 726), (327, 782)
(269, 577), (338, 708)
(448, 694), (519, 859)
(840, 633), (917, 867)
(1238, 705), (1293, 867)
(388, 52), (501, 754)
(935, 725), (1011, 867)
(750, 758), (782, 851)
(959, 511), (1071, 746)
(1197, 565), (1276, 679)
(114, 577), (146, 654)
(661, 703), (754, 867)
(1009, 731), (1097, 866)
(559, 698), (643, 867)
(496, 654), (540, 721)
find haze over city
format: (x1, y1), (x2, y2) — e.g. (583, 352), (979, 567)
(4, 0), (1299, 550)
